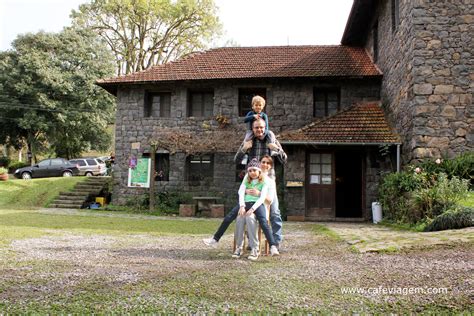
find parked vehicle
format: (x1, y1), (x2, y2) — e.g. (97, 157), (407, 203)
(69, 158), (107, 176)
(14, 158), (80, 179)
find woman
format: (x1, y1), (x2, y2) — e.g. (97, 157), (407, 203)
(203, 155), (283, 252)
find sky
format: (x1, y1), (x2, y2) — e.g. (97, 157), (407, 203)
(0, 0), (354, 51)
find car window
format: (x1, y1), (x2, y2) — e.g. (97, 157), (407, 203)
(71, 160), (86, 166)
(51, 159), (64, 166)
(86, 159), (97, 166)
(96, 159), (105, 164)
(38, 160), (50, 167)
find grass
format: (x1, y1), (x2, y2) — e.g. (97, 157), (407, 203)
(459, 191), (474, 207)
(0, 177), (85, 208)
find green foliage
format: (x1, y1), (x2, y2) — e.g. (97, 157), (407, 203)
(0, 156), (10, 167)
(72, 0), (222, 75)
(0, 167), (7, 174)
(379, 155), (471, 226)
(419, 152), (473, 185)
(424, 207), (473, 232)
(412, 173), (469, 219)
(118, 190), (193, 214)
(7, 160), (29, 173)
(0, 27), (116, 159)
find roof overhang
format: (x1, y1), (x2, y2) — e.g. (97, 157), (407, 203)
(280, 141), (401, 146)
(341, 0), (377, 46)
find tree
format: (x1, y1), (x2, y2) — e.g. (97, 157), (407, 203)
(71, 0), (222, 75)
(0, 28), (116, 161)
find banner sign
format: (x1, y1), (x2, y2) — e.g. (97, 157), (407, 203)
(128, 158), (151, 188)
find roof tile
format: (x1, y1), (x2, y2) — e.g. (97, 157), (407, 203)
(279, 102), (400, 145)
(97, 45), (381, 85)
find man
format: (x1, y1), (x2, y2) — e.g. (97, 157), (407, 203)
(234, 118), (287, 165)
(203, 118), (286, 250)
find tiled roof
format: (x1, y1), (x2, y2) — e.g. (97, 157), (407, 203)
(97, 45), (381, 87)
(278, 102), (401, 145)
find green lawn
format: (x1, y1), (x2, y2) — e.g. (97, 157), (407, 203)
(0, 177), (85, 208)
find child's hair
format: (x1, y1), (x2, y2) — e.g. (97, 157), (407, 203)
(246, 168), (264, 184)
(252, 95), (266, 109)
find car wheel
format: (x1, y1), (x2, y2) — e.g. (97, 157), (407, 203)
(21, 172), (32, 180)
(85, 172), (93, 177)
(62, 171), (73, 177)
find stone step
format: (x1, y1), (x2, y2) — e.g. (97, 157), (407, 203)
(58, 191), (90, 197)
(53, 198), (86, 204)
(50, 203), (83, 209)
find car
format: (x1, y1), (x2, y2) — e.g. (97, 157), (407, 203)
(14, 158), (80, 179)
(69, 158), (107, 176)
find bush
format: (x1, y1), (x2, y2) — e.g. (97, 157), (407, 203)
(412, 173), (469, 219)
(424, 207), (473, 232)
(7, 160), (30, 173)
(121, 191), (194, 214)
(419, 152), (473, 186)
(0, 156), (10, 167)
(378, 170), (427, 222)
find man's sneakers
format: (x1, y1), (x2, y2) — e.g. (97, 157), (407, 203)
(232, 247), (243, 259)
(270, 245), (280, 256)
(202, 237), (218, 247)
(247, 248), (259, 261)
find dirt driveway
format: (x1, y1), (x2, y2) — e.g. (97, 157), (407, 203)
(0, 210), (472, 313)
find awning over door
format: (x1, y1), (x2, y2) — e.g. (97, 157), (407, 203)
(278, 102), (401, 146)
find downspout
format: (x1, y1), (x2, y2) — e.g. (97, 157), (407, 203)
(396, 144), (401, 173)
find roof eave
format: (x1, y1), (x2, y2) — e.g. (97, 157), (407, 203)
(341, 0), (377, 46)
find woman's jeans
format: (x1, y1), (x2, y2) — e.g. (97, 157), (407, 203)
(214, 202), (277, 246)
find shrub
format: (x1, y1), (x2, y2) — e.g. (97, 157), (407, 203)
(378, 170), (427, 222)
(411, 173), (470, 220)
(0, 167), (8, 174)
(419, 152), (473, 186)
(424, 207), (473, 232)
(7, 160), (30, 173)
(0, 156), (10, 167)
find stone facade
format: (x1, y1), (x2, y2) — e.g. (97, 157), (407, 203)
(112, 78), (385, 216)
(364, 0), (473, 162)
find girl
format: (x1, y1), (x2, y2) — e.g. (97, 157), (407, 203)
(233, 158), (279, 260)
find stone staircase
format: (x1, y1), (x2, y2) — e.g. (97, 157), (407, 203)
(50, 177), (111, 209)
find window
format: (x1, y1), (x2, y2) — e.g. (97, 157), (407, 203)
(145, 92), (171, 117)
(86, 159), (97, 166)
(313, 88), (340, 118)
(188, 91), (213, 117)
(238, 88), (266, 117)
(70, 159), (86, 167)
(50, 159), (64, 166)
(373, 20), (379, 62)
(391, 0), (400, 33)
(309, 153), (332, 185)
(38, 160), (50, 167)
(186, 154), (213, 181)
(142, 153), (170, 181)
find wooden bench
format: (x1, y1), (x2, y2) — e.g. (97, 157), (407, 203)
(192, 196), (221, 216)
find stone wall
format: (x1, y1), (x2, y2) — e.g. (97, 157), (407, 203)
(366, 0), (473, 162)
(112, 78), (381, 213)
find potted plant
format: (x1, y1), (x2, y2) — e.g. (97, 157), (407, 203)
(0, 167), (8, 181)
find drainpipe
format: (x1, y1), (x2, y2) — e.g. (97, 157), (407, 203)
(396, 144), (401, 173)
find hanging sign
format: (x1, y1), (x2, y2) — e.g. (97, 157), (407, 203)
(128, 158), (151, 188)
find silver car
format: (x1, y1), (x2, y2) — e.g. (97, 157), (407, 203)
(69, 158), (107, 176)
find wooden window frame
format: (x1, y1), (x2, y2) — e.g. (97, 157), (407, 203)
(187, 90), (214, 117)
(186, 154), (213, 181)
(313, 88), (341, 118)
(238, 88), (267, 117)
(144, 92), (171, 118)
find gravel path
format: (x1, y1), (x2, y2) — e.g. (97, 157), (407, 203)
(1, 219), (473, 313)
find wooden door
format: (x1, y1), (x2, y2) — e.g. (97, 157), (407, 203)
(306, 152), (335, 220)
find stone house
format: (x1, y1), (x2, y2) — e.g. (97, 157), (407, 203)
(97, 0), (472, 221)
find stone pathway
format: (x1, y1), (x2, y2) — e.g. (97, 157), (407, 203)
(323, 222), (474, 252)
